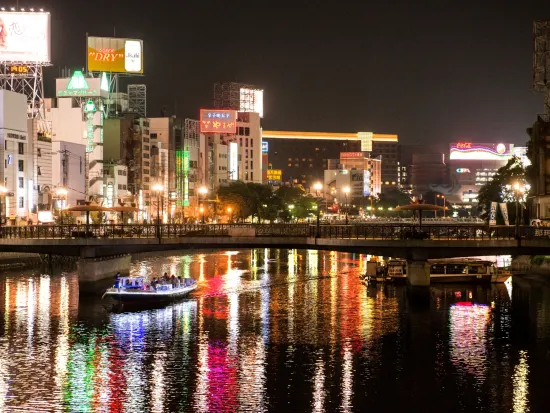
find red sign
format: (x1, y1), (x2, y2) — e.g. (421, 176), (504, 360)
(340, 152), (364, 158)
(200, 109), (237, 134)
(456, 142), (472, 149)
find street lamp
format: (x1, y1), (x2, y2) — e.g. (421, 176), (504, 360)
(56, 187), (68, 225)
(343, 186), (350, 225)
(227, 207), (233, 223)
(152, 184), (163, 238)
(0, 185), (7, 233)
(313, 182), (323, 238)
(509, 182), (530, 240)
(288, 204), (294, 223)
(436, 194), (446, 218)
(198, 186), (208, 224)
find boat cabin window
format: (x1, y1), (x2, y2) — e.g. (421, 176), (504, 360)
(430, 264), (446, 274)
(468, 265), (486, 274)
(445, 265), (467, 275)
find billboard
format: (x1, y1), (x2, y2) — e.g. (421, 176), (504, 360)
(87, 36), (143, 74)
(340, 152), (365, 158)
(200, 109), (237, 134)
(450, 142), (514, 161)
(266, 169), (282, 181)
(56, 70), (109, 98)
(240, 88), (264, 118)
(262, 141), (268, 153)
(0, 12), (50, 63)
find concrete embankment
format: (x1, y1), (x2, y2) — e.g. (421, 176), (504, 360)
(0, 252), (42, 268)
(513, 255), (550, 276)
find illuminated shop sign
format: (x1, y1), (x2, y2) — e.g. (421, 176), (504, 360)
(456, 168), (471, 173)
(199, 109), (237, 133)
(450, 142), (513, 160)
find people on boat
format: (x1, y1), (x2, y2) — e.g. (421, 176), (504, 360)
(170, 274), (177, 288)
(163, 272), (169, 283)
(177, 276), (183, 286)
(151, 277), (159, 290)
(114, 272), (121, 288)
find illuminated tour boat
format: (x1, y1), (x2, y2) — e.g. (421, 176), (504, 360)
(102, 276), (198, 304)
(385, 258), (511, 283)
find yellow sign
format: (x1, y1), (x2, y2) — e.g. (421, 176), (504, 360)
(267, 169), (282, 181)
(87, 36), (143, 74)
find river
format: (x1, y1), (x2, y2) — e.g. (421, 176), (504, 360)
(0, 248), (549, 412)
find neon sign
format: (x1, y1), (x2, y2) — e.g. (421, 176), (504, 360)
(84, 100), (96, 153)
(456, 168), (471, 173)
(340, 152), (364, 158)
(199, 109), (237, 134)
(456, 142), (472, 149)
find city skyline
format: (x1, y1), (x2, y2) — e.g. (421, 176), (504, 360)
(39, 0), (550, 146)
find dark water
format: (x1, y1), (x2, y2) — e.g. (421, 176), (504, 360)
(0, 249), (549, 412)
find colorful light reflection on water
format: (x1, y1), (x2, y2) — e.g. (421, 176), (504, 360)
(0, 250), (549, 412)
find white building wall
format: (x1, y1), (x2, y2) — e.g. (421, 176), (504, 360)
(52, 141), (86, 207)
(0, 90), (31, 220)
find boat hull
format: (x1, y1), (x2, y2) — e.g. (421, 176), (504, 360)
(103, 284), (197, 304)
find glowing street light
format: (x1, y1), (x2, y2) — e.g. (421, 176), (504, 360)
(0, 185), (7, 230)
(313, 182), (323, 237)
(152, 184), (164, 237)
(227, 206), (233, 223)
(343, 186), (350, 225)
(198, 186), (208, 224)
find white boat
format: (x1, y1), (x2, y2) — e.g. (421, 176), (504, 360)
(386, 258), (511, 283)
(102, 277), (197, 304)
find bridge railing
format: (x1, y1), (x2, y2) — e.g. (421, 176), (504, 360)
(0, 223), (543, 241)
(0, 223), (311, 239)
(312, 224), (520, 240)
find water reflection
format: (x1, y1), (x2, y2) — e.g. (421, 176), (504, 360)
(0, 251), (548, 411)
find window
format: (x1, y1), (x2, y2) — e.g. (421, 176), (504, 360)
(239, 138), (242, 147)
(245, 138), (249, 148)
(18, 197), (24, 208)
(37, 148), (41, 157)
(37, 166), (41, 175)
(18, 142), (24, 155)
(3, 160), (5, 168)
(251, 161), (253, 169)
(144, 145), (150, 151)
(144, 169), (150, 175)
(4, 141), (6, 150)
(245, 127), (250, 136)
(18, 177), (24, 188)
(239, 127), (244, 135)
(251, 172), (253, 181)
(118, 170), (123, 175)
(150, 133), (158, 139)
(250, 138), (253, 147)
(18, 160), (23, 172)
(144, 161), (150, 167)
(118, 184), (122, 190)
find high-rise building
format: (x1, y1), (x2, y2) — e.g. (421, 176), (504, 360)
(262, 130), (398, 190)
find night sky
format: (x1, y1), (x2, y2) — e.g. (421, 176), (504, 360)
(40, 0), (550, 145)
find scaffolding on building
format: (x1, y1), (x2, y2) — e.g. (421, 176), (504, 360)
(128, 84), (147, 117)
(534, 20), (550, 115)
(213, 82), (263, 114)
(0, 63), (50, 118)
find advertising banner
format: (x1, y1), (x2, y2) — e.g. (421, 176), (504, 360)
(87, 36), (143, 73)
(489, 202), (497, 226)
(200, 109), (237, 134)
(0, 12), (50, 62)
(499, 203), (510, 226)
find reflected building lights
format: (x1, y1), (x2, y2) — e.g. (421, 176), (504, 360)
(150, 351), (166, 413)
(312, 353), (325, 413)
(341, 343), (353, 412)
(449, 303), (490, 381)
(513, 350), (529, 413)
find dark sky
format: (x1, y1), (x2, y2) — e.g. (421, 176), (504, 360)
(41, 0), (550, 145)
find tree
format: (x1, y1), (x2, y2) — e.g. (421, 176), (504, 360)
(217, 181), (277, 222)
(376, 188), (412, 208)
(476, 156), (527, 222)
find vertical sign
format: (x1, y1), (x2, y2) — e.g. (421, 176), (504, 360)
(84, 100), (96, 153)
(262, 141), (268, 153)
(499, 203), (510, 226)
(489, 202), (497, 226)
(183, 150), (190, 207)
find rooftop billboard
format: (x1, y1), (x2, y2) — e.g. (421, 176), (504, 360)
(240, 87), (263, 118)
(200, 109), (237, 134)
(0, 12), (50, 63)
(449, 142), (514, 161)
(87, 36), (143, 74)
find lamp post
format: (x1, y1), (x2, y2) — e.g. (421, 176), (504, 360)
(288, 204), (294, 223)
(436, 194), (446, 218)
(56, 187), (68, 225)
(198, 186), (208, 224)
(152, 184), (164, 238)
(313, 182), (323, 238)
(0, 185), (7, 234)
(510, 182), (529, 241)
(343, 186), (350, 225)
(227, 207), (233, 223)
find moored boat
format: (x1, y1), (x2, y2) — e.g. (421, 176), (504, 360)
(102, 276), (197, 304)
(385, 258), (510, 283)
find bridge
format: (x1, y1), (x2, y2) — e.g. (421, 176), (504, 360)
(1, 223), (548, 290)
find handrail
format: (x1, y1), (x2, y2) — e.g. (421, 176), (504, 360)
(0, 223), (541, 241)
